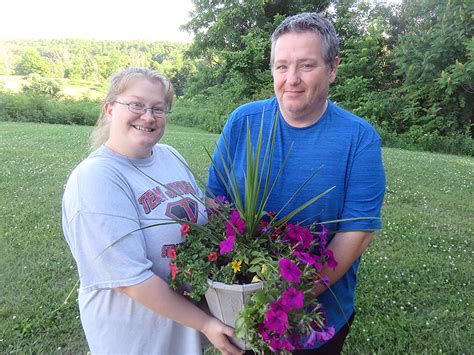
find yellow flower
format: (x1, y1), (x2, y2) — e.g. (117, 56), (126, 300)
(231, 260), (242, 273)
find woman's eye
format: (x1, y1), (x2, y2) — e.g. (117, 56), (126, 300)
(152, 107), (165, 114)
(130, 102), (145, 109)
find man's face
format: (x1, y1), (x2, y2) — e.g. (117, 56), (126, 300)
(272, 31), (339, 127)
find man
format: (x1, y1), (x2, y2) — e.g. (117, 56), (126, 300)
(207, 12), (386, 354)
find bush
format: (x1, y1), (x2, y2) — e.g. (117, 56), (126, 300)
(21, 74), (62, 97)
(375, 124), (473, 156)
(0, 92), (101, 126)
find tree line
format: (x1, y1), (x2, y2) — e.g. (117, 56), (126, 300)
(0, 0), (472, 155)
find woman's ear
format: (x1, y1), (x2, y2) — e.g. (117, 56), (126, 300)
(104, 102), (113, 121)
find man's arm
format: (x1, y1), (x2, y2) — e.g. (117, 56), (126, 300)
(313, 230), (375, 296)
(119, 275), (243, 355)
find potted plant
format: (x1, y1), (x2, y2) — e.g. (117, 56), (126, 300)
(167, 115), (340, 352)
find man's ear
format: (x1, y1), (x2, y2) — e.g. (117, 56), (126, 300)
(329, 56), (341, 84)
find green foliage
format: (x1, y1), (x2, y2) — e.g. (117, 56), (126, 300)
(392, 0), (473, 137)
(21, 74), (62, 97)
(2, 39), (190, 86)
(15, 49), (49, 76)
(0, 92), (101, 126)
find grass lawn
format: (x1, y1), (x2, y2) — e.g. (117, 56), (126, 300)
(0, 121), (472, 354)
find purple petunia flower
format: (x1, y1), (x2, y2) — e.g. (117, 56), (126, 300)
(229, 209), (246, 234)
(322, 249), (338, 271)
(225, 221), (237, 237)
(316, 327), (335, 342)
(293, 251), (317, 265)
(269, 338), (295, 351)
(303, 328), (318, 348)
(283, 224), (313, 250)
(281, 286), (304, 309)
(219, 235), (236, 254)
(278, 258), (302, 284)
(269, 299), (291, 313)
(318, 224), (328, 247)
(263, 309), (289, 335)
(216, 195), (229, 204)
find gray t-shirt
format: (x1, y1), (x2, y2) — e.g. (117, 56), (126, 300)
(62, 144), (207, 354)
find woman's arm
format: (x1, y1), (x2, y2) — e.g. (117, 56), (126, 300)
(119, 275), (243, 355)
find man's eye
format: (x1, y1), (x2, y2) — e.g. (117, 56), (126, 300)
(130, 102), (145, 109)
(276, 65), (287, 71)
(302, 64), (314, 69)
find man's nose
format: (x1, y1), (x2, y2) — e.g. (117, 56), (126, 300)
(287, 68), (301, 85)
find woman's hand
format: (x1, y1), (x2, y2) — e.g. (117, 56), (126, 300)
(201, 317), (244, 355)
(119, 276), (243, 354)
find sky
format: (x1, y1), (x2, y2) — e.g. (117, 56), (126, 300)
(0, 0), (195, 42)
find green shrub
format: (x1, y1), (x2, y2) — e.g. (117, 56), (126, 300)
(21, 74), (62, 97)
(0, 92), (101, 126)
(375, 124), (473, 156)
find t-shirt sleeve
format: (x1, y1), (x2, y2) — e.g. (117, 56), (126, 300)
(339, 130), (386, 231)
(63, 163), (153, 292)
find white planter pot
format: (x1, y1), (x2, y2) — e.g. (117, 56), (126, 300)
(204, 279), (263, 350)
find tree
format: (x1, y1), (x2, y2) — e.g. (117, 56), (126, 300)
(393, 0), (473, 137)
(21, 74), (61, 97)
(15, 49), (49, 76)
(180, 0), (332, 100)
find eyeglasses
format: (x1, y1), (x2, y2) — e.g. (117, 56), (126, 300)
(113, 101), (171, 118)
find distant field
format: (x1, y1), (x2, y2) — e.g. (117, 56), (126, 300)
(0, 121), (472, 353)
(0, 75), (105, 99)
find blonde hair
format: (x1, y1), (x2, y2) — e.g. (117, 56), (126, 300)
(90, 67), (174, 150)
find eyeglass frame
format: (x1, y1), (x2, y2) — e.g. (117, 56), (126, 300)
(112, 100), (171, 118)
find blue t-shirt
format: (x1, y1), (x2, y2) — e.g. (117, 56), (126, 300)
(207, 97), (386, 347)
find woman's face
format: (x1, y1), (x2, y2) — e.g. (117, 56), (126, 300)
(105, 77), (167, 159)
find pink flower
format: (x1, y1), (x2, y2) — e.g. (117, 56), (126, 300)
(263, 309), (289, 335)
(168, 262), (178, 280)
(208, 251), (218, 262)
(168, 248), (176, 259)
(278, 258), (302, 284)
(180, 224), (190, 236)
(281, 287), (304, 309)
(219, 235), (235, 254)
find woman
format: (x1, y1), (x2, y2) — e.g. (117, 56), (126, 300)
(62, 67), (242, 355)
